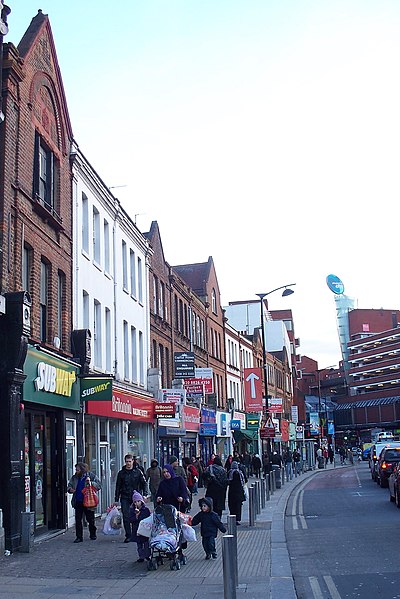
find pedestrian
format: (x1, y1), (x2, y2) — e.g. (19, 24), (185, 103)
(242, 452), (251, 477)
(224, 454), (233, 472)
(169, 455), (188, 483)
(145, 458), (163, 505)
(191, 456), (203, 491)
(227, 461), (246, 525)
(207, 453), (216, 466)
(155, 464), (189, 561)
(292, 448), (301, 474)
(183, 457), (199, 496)
(155, 464), (188, 512)
(339, 446), (346, 465)
(262, 452), (271, 477)
(67, 462), (102, 543)
(323, 446), (329, 467)
(114, 454), (149, 543)
(251, 453), (262, 478)
(271, 450), (282, 467)
(191, 496), (227, 560)
(129, 491), (151, 563)
(197, 456), (206, 488)
(202, 455), (227, 518)
(282, 448), (292, 480)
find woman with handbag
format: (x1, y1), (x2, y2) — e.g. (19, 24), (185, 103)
(67, 462), (102, 543)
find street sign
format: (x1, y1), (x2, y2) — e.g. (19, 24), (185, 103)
(268, 397), (283, 413)
(260, 416), (275, 438)
(243, 367), (263, 411)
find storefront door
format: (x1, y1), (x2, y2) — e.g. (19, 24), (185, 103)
(24, 410), (58, 532)
(66, 419), (77, 529)
(99, 442), (111, 513)
(159, 438), (180, 467)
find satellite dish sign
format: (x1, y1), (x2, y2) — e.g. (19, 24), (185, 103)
(326, 274), (344, 295)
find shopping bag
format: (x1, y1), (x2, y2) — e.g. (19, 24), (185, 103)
(82, 480), (99, 508)
(181, 523), (197, 542)
(243, 484), (248, 501)
(137, 513), (153, 538)
(103, 506), (122, 536)
(178, 512), (192, 526)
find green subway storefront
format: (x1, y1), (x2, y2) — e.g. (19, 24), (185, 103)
(23, 345), (80, 535)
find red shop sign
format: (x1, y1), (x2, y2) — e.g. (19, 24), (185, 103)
(181, 405), (200, 432)
(86, 390), (155, 422)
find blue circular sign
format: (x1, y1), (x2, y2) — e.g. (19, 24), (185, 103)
(326, 274), (344, 295)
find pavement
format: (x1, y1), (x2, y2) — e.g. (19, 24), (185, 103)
(0, 463), (340, 599)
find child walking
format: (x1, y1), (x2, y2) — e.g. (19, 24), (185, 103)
(191, 496), (226, 559)
(129, 491), (151, 562)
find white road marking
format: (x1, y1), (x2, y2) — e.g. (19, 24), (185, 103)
(309, 576), (324, 599)
(323, 575), (342, 599)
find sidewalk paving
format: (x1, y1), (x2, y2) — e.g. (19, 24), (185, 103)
(0, 464), (338, 598)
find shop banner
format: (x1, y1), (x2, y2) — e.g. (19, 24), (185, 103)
(246, 414), (260, 429)
(268, 397), (283, 413)
(181, 405), (200, 431)
(199, 407), (217, 436)
(281, 419), (289, 442)
(86, 389), (155, 422)
(80, 376), (113, 402)
(309, 412), (320, 436)
(155, 402), (176, 417)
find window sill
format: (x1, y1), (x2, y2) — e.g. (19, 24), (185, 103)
(92, 260), (102, 272)
(32, 195), (64, 232)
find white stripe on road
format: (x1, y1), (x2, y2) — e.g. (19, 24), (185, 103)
(323, 575), (342, 599)
(298, 490), (307, 529)
(309, 576), (324, 599)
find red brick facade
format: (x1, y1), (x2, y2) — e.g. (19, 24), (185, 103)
(1, 12), (73, 351)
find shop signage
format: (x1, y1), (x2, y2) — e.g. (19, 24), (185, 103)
(25, 346), (80, 410)
(296, 425), (304, 440)
(268, 397), (283, 413)
(291, 405), (298, 424)
(159, 389), (186, 403)
(243, 367), (263, 411)
(183, 377), (213, 394)
(154, 402), (176, 417)
(80, 376), (113, 402)
(233, 411), (246, 429)
(86, 390), (155, 422)
(246, 415), (260, 429)
(174, 352), (195, 378)
(199, 407), (217, 436)
(230, 419), (241, 430)
(309, 412), (320, 435)
(181, 405), (200, 431)
(281, 419), (289, 442)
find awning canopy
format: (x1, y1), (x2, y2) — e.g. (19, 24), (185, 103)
(233, 429), (258, 443)
(335, 396), (400, 411)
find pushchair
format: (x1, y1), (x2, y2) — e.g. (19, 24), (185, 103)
(147, 504), (187, 571)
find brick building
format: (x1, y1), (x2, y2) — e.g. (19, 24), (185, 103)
(0, 11), (78, 548)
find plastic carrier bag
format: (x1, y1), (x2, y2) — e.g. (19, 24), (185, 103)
(103, 506), (122, 536)
(137, 513), (154, 538)
(181, 523), (197, 542)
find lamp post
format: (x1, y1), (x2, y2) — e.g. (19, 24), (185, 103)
(256, 284), (296, 433)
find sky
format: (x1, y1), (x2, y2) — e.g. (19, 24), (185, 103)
(7, 1), (400, 368)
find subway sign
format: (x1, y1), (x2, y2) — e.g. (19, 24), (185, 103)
(80, 377), (113, 402)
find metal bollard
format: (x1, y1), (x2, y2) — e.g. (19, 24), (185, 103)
(260, 478), (266, 508)
(227, 515), (238, 588)
(266, 473), (270, 501)
(270, 470), (275, 493)
(249, 485), (255, 526)
(222, 535), (237, 599)
(281, 467), (285, 486)
(255, 480), (261, 514)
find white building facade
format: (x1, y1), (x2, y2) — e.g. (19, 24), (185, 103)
(71, 147), (154, 520)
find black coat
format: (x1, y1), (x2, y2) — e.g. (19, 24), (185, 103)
(228, 470), (245, 504)
(115, 466), (148, 501)
(156, 475), (188, 510)
(192, 505), (227, 538)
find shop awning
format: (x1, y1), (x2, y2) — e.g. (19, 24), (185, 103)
(233, 429), (258, 443)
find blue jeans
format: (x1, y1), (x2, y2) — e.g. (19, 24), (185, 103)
(202, 536), (216, 556)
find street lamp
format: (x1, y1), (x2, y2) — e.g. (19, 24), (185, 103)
(256, 283), (296, 419)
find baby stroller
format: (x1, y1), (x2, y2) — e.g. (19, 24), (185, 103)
(147, 504), (187, 571)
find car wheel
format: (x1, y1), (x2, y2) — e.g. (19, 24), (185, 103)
(396, 489), (400, 509)
(390, 488), (395, 502)
(380, 477), (387, 488)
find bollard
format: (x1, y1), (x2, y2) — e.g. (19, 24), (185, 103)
(281, 467), (285, 486)
(266, 473), (270, 501)
(222, 535), (237, 599)
(271, 469), (276, 493)
(227, 515), (238, 588)
(260, 478), (266, 508)
(249, 485), (255, 526)
(255, 480), (261, 514)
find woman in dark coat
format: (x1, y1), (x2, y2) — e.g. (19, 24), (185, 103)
(227, 461), (246, 525)
(155, 464), (188, 512)
(203, 455), (227, 517)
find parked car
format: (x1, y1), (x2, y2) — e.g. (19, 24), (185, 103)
(370, 442), (400, 481)
(376, 446), (400, 487)
(389, 463), (400, 506)
(362, 447), (371, 461)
